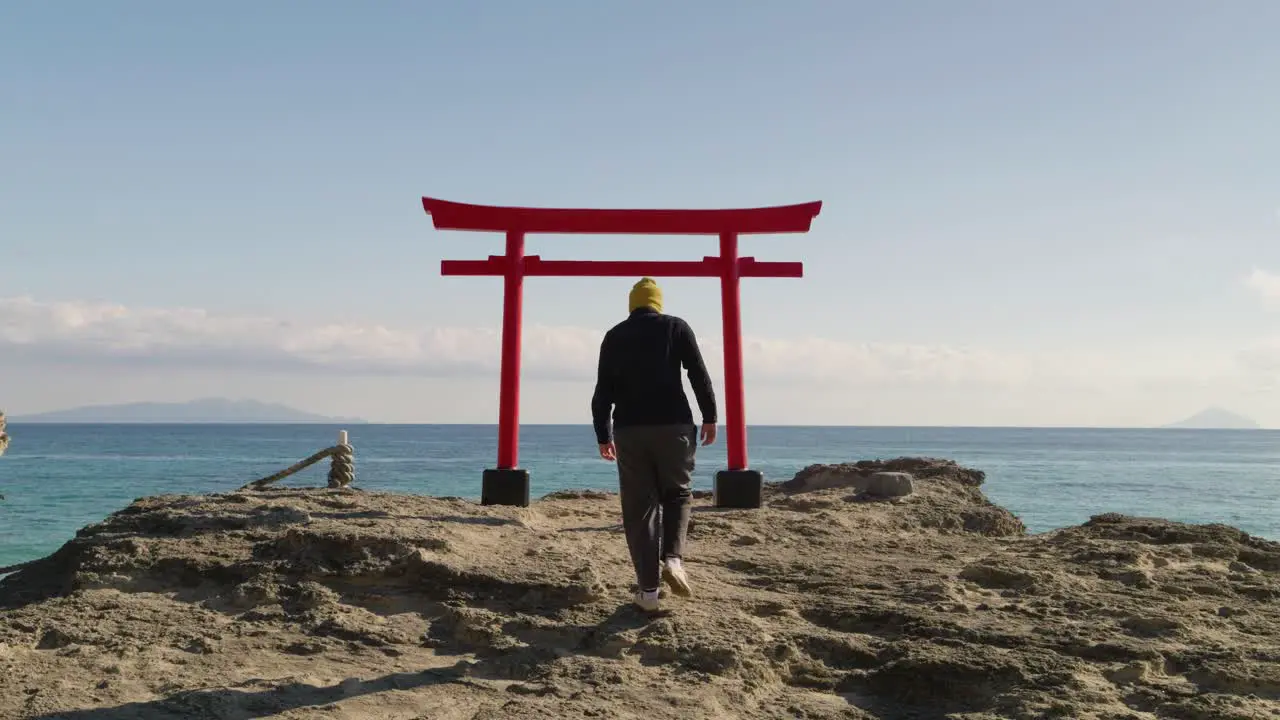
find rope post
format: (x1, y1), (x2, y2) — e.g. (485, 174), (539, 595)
(327, 429), (355, 488)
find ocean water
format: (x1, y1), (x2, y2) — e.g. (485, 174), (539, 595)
(1, 424), (1277, 569)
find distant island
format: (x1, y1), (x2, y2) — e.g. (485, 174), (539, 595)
(13, 398), (367, 424)
(1162, 407), (1261, 430)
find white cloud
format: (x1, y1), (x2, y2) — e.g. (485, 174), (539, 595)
(6, 295), (1280, 426)
(0, 296), (542, 376)
(0, 295), (1246, 395)
(1237, 337), (1280, 383)
(1237, 268), (1280, 387)
(0, 295), (1048, 386)
(1244, 267), (1280, 307)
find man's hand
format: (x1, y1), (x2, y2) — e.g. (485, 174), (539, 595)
(598, 442), (617, 461)
(699, 423), (717, 446)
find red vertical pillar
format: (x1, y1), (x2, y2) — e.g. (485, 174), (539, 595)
(496, 230), (525, 469)
(718, 232), (748, 470)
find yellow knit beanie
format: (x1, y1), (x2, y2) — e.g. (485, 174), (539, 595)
(628, 277), (663, 313)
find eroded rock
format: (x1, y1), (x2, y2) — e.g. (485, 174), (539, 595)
(0, 462), (1274, 719)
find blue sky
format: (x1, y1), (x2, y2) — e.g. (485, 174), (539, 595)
(3, 1), (1280, 426)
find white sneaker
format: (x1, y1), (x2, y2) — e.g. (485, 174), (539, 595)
(662, 559), (693, 598)
(633, 590), (660, 613)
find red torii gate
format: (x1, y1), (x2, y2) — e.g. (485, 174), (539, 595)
(423, 196), (822, 509)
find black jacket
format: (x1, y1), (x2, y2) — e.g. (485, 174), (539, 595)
(591, 308), (718, 444)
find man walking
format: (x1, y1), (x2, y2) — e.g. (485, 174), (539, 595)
(592, 277), (718, 612)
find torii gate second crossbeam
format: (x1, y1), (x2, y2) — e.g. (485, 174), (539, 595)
(424, 196), (822, 509)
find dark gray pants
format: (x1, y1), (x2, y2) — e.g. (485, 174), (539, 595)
(614, 424), (697, 592)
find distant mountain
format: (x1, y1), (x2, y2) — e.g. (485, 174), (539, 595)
(14, 398), (367, 424)
(1162, 407), (1261, 430)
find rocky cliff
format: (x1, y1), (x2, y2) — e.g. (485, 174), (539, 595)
(0, 458), (1277, 719)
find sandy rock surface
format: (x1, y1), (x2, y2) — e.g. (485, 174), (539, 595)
(0, 458), (1277, 719)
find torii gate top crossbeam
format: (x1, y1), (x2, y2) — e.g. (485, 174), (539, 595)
(422, 197), (822, 235)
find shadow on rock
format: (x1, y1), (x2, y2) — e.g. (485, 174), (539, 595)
(27, 666), (472, 720)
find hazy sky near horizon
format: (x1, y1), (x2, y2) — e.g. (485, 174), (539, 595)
(3, 1), (1280, 427)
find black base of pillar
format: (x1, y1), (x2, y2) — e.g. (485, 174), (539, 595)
(714, 469), (763, 509)
(482, 468), (531, 507)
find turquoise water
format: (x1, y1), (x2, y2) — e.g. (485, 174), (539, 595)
(1, 424), (1278, 568)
